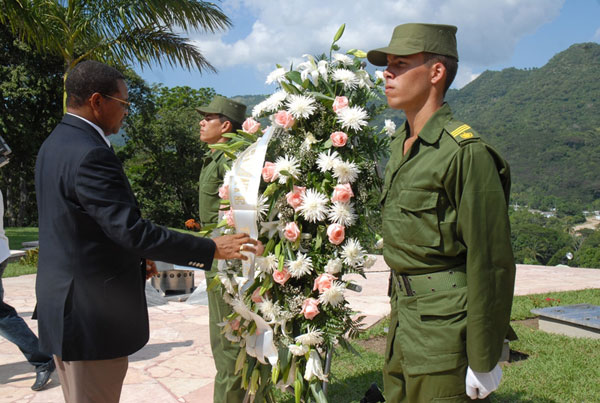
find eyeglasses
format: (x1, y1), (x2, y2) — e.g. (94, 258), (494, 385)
(102, 94), (131, 108)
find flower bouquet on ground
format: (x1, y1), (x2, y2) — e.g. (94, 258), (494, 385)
(208, 25), (390, 402)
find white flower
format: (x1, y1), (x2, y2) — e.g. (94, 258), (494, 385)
(298, 189), (329, 223)
(337, 105), (369, 131)
(274, 155), (300, 184)
(324, 258), (343, 274)
(332, 53), (353, 66)
(298, 55), (319, 83)
(264, 90), (288, 113)
(287, 252), (313, 278)
(258, 298), (280, 322)
(257, 194), (269, 221)
(317, 60), (329, 81)
(257, 254), (278, 274)
(225, 332), (241, 343)
(332, 69), (360, 90)
(384, 119), (396, 136)
(266, 67), (287, 84)
(356, 69), (374, 88)
(341, 238), (366, 267)
(316, 150), (341, 173)
(328, 201), (357, 226)
(219, 275), (236, 295)
(375, 70), (385, 81)
(231, 298), (253, 320)
(318, 281), (345, 307)
(252, 99), (268, 117)
(332, 160), (360, 184)
(295, 326), (324, 346)
(302, 132), (319, 150)
(286, 94), (317, 119)
(374, 238), (384, 249)
(304, 349), (327, 381)
(288, 343), (309, 356)
(363, 254), (377, 269)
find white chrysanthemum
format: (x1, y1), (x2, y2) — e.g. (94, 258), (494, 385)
(332, 69), (360, 90)
(324, 258), (343, 274)
(375, 70), (385, 81)
(298, 189), (329, 223)
(266, 67), (286, 84)
(337, 105), (369, 131)
(263, 90), (288, 113)
(316, 150), (341, 173)
(257, 194), (269, 221)
(356, 69), (374, 88)
(231, 298), (253, 320)
(287, 252), (313, 278)
(332, 53), (353, 66)
(318, 281), (345, 307)
(302, 132), (319, 150)
(341, 238), (366, 267)
(274, 155), (300, 184)
(288, 343), (309, 356)
(295, 326), (324, 346)
(258, 298), (280, 322)
(327, 201), (357, 226)
(286, 94), (317, 119)
(252, 99), (268, 118)
(257, 254), (278, 274)
(384, 119), (396, 136)
(363, 254), (377, 269)
(332, 160), (360, 184)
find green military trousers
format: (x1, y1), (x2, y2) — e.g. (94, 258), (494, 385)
(383, 281), (489, 403)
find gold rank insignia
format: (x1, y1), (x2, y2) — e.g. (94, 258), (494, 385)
(450, 124), (471, 137)
(460, 132), (473, 139)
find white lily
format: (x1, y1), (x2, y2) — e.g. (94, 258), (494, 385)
(304, 349), (327, 381)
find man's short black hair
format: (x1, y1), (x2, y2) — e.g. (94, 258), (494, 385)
(423, 52), (458, 96)
(65, 60), (125, 107)
(218, 115), (242, 132)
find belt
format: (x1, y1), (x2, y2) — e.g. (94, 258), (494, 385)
(392, 268), (467, 297)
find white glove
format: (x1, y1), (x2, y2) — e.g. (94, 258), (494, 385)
(465, 364), (502, 399)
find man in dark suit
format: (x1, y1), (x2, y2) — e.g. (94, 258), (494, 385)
(34, 60), (258, 403)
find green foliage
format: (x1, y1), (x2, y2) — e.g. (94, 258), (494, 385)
(120, 79), (215, 227)
(0, 25), (63, 226)
(19, 247), (38, 266)
(572, 229), (600, 268)
(510, 288), (600, 321)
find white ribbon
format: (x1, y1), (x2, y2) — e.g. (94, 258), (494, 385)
(228, 126), (279, 366)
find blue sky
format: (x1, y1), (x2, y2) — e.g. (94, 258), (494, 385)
(136, 0), (600, 97)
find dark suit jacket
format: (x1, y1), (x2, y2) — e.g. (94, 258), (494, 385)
(35, 114), (215, 361)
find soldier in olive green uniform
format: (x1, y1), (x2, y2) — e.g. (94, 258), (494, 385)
(367, 24), (516, 402)
(197, 96), (248, 403)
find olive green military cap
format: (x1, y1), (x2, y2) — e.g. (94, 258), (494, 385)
(367, 23), (458, 66)
(197, 95), (247, 125)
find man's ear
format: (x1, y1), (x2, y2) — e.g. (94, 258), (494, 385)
(89, 92), (103, 113)
(221, 120), (233, 134)
(430, 62), (446, 87)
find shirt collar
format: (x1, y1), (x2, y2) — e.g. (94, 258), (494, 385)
(66, 113), (111, 148)
(416, 103), (453, 145)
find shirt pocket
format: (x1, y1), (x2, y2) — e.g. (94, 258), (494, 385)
(383, 189), (441, 247)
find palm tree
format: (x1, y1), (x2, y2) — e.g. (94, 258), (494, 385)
(0, 0), (231, 109)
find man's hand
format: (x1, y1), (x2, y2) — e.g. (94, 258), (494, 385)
(145, 259), (158, 280)
(213, 233), (259, 260)
(465, 364), (502, 400)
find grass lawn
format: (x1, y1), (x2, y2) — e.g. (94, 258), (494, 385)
(277, 288), (600, 402)
(4, 227), (39, 250)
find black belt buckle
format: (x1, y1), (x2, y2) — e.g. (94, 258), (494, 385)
(400, 274), (414, 296)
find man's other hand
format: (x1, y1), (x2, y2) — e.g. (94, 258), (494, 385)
(213, 233), (259, 260)
(145, 259), (158, 279)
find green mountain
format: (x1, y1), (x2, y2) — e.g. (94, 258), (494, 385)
(234, 43), (600, 207)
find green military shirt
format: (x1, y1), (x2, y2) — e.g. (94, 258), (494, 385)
(198, 150), (227, 227)
(381, 103), (516, 372)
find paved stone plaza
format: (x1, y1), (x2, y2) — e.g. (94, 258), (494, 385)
(1, 257), (599, 402)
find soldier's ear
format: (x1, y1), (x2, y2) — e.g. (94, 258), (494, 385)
(221, 120), (233, 134)
(430, 61), (446, 88)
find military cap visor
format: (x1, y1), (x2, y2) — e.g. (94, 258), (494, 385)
(196, 95), (246, 125)
(367, 23), (459, 66)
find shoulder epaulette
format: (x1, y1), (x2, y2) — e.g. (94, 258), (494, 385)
(444, 121), (481, 145)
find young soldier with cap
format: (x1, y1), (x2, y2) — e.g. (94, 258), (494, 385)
(197, 95), (268, 402)
(367, 24), (516, 401)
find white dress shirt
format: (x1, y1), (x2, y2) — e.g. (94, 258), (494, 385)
(66, 113), (111, 148)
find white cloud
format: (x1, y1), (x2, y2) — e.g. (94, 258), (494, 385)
(593, 27), (600, 42)
(454, 66), (481, 89)
(190, 0), (564, 82)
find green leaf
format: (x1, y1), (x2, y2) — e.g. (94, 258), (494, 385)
(275, 241), (282, 257)
(271, 363), (280, 385)
(263, 183), (279, 197)
(206, 275), (222, 291)
(332, 23), (346, 44)
(294, 379), (303, 403)
(310, 382), (328, 403)
(281, 81), (300, 95)
(308, 91), (335, 102)
(235, 348), (247, 375)
(286, 70), (303, 86)
(323, 139), (333, 148)
(347, 49), (367, 58)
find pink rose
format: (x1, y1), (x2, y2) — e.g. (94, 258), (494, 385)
(218, 184), (229, 200)
(273, 268), (291, 285)
(230, 318), (240, 331)
(251, 287), (264, 303)
(327, 223), (345, 245)
(262, 161), (278, 182)
(313, 273), (337, 293)
(274, 110), (295, 129)
(301, 298), (320, 320)
(330, 131), (348, 147)
(224, 209), (235, 227)
(332, 96), (349, 113)
(284, 222), (301, 242)
(286, 186), (306, 211)
(331, 183), (354, 203)
(242, 117), (261, 134)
